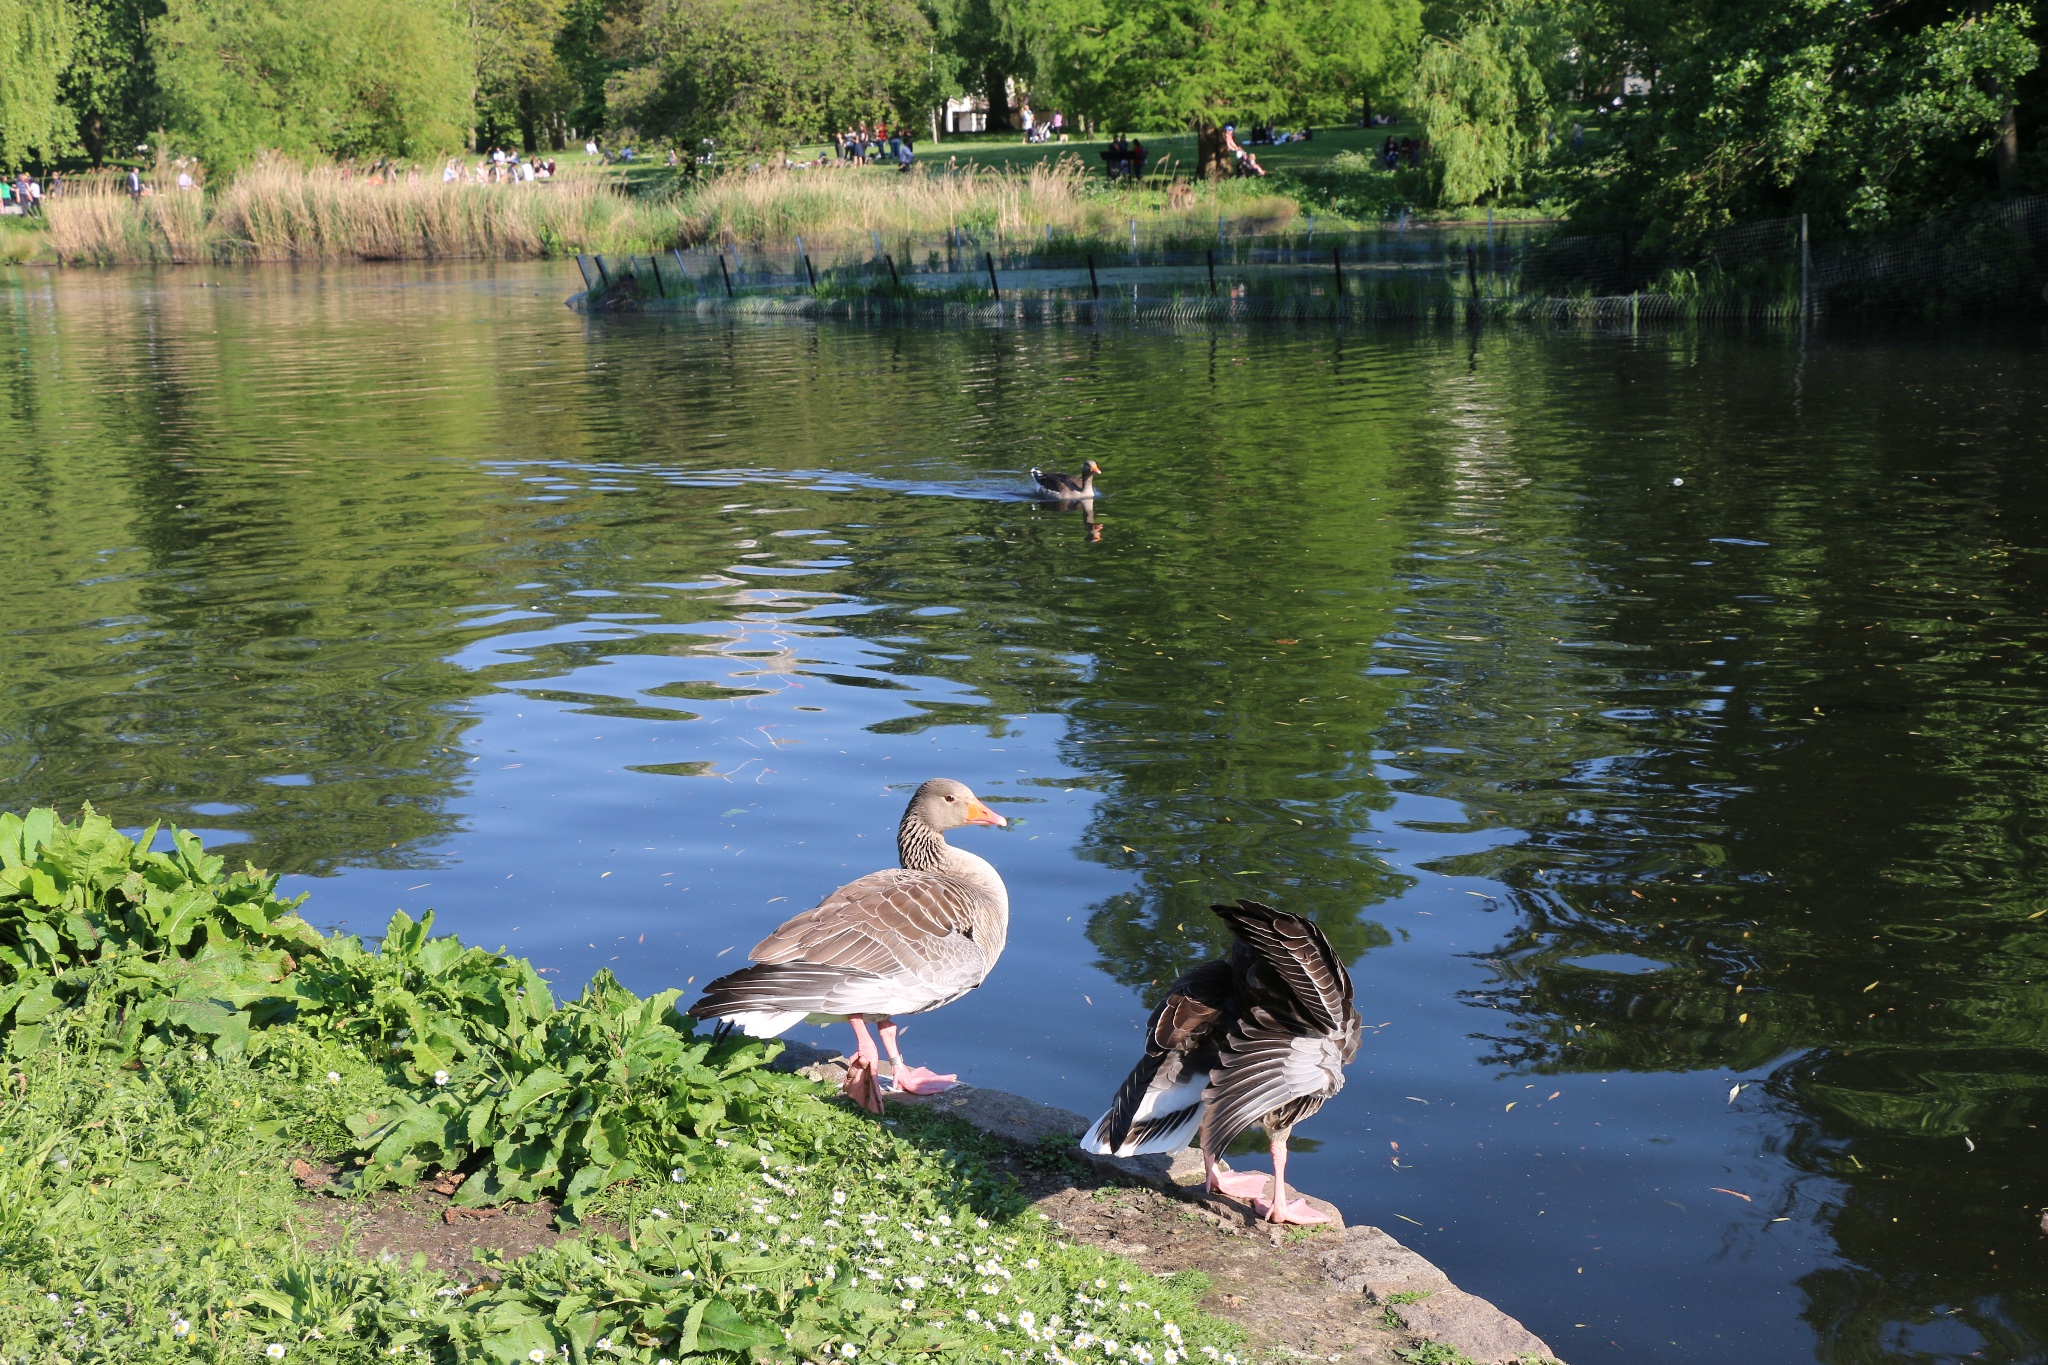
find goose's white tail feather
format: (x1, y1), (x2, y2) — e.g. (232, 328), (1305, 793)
(728, 1009), (808, 1038)
(1081, 1101), (1203, 1157)
(1131, 1070), (1206, 1124)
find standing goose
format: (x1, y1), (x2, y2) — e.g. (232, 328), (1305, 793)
(1030, 460), (1101, 497)
(1080, 899), (1360, 1224)
(688, 778), (1008, 1114)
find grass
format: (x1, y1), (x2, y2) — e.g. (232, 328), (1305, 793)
(0, 808), (1244, 1362)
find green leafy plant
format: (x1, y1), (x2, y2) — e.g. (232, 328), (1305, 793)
(0, 805), (321, 1057)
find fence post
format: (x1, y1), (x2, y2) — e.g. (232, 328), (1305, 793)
(594, 255), (613, 289)
(1207, 249), (1217, 296)
(1087, 253), (1100, 299)
(718, 251), (733, 297)
(1129, 217), (1138, 258)
(1332, 245), (1344, 298)
(885, 253), (901, 289)
(671, 248), (690, 294)
(803, 251), (818, 291)
(1800, 213), (1811, 319)
(1218, 213), (1226, 246)
(985, 251), (1001, 301)
(648, 252), (667, 298)
(1467, 245), (1478, 300)
(1306, 213), (1316, 246)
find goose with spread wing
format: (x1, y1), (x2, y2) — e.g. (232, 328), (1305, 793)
(1080, 898), (1360, 1224)
(1030, 460), (1101, 497)
(688, 778), (1008, 1114)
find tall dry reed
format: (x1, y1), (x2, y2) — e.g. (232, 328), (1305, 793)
(39, 156), (1305, 266)
(45, 164), (671, 265)
(670, 157), (1299, 245)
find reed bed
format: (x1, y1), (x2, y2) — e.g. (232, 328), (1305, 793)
(36, 157), (1309, 266)
(44, 164), (672, 265)
(674, 157), (1300, 245)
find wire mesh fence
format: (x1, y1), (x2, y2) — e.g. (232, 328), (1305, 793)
(573, 197), (2048, 323)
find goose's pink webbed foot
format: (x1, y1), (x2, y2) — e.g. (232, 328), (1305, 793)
(889, 1065), (959, 1095)
(875, 1019), (957, 1095)
(844, 1016), (887, 1114)
(1255, 1196), (1334, 1225)
(1203, 1153), (1270, 1199)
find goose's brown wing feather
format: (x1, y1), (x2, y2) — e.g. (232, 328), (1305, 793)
(1092, 959), (1235, 1154)
(1202, 1006), (1349, 1157)
(749, 868), (985, 977)
(1213, 899), (1353, 1035)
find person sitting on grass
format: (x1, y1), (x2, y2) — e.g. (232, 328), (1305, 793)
(897, 136), (915, 171)
(1221, 125), (1264, 177)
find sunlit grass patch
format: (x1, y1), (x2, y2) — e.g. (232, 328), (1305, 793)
(0, 809), (1242, 1363)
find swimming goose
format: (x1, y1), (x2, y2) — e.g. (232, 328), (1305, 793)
(688, 778), (1009, 1113)
(1080, 898), (1360, 1224)
(1030, 461), (1101, 497)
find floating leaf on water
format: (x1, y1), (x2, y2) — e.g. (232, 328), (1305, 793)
(1710, 1188), (1753, 1202)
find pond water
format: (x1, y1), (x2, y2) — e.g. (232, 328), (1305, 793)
(6, 261), (2048, 1364)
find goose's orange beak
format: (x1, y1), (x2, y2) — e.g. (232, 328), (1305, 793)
(964, 800), (1008, 827)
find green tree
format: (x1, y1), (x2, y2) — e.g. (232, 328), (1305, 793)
(471, 0), (576, 152)
(1407, 0), (1575, 204)
(0, 0), (75, 166)
(607, 0), (937, 154)
(1017, 0), (1421, 176)
(1571, 0), (2042, 234)
(55, 0), (160, 165)
(151, 0), (474, 168)
(929, 0), (1030, 134)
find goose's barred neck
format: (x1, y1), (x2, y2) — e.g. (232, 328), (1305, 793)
(898, 813), (950, 871)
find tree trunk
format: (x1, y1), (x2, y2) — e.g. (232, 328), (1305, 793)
(984, 66), (1011, 131)
(1196, 122), (1228, 179)
(1360, 93), (1372, 127)
(930, 105), (941, 144)
(1994, 99), (2018, 193)
(82, 114), (104, 166)
(518, 89), (539, 154)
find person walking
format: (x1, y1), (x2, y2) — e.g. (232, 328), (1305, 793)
(127, 165), (143, 199)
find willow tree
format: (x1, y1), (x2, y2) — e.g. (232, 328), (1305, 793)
(1017, 0), (1420, 177)
(0, 0), (74, 165)
(152, 0), (473, 167)
(606, 0), (939, 154)
(1406, 0), (1575, 205)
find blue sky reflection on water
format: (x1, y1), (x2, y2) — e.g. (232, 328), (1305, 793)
(9, 260), (2048, 1364)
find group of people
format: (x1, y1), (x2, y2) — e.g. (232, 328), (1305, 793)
(1380, 135), (1423, 169)
(1, 172), (55, 214)
(834, 124), (916, 170)
(1099, 134), (1149, 180)
(1241, 124), (1314, 146)
(449, 150), (559, 183)
(1018, 106), (1066, 143)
